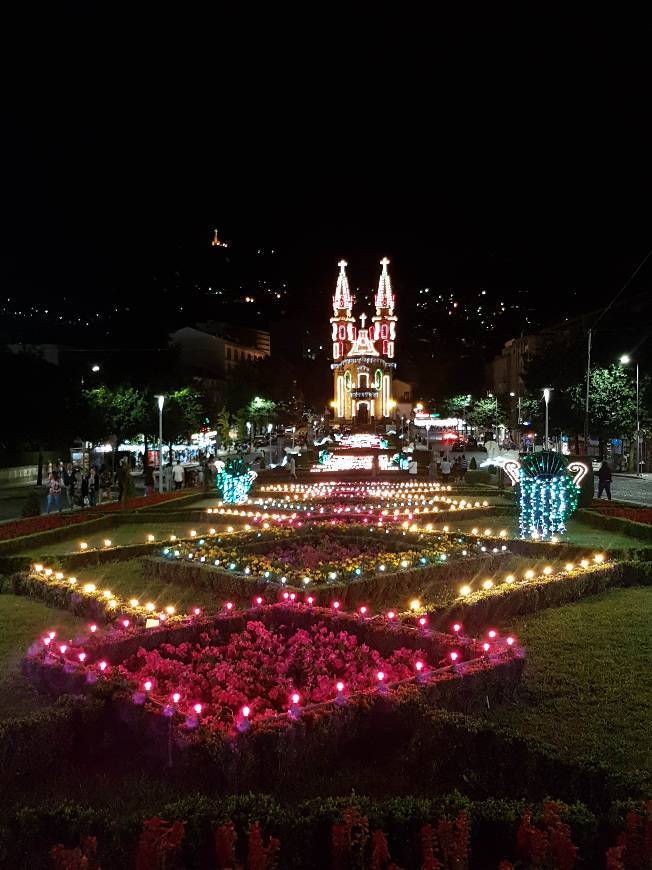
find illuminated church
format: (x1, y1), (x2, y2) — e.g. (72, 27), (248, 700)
(331, 258), (396, 423)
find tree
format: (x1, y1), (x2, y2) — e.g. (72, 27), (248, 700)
(568, 364), (639, 455)
(443, 394), (472, 419)
(467, 397), (506, 431)
(83, 386), (147, 448)
(216, 407), (231, 448)
(161, 388), (205, 445)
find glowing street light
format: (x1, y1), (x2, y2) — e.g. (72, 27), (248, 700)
(619, 355), (641, 477)
(543, 388), (552, 450)
(155, 395), (165, 493)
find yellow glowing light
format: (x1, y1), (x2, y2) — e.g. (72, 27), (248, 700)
(409, 598), (421, 611)
(263, 522), (270, 529)
(103, 590), (113, 599)
(443, 525), (449, 533)
(190, 530), (197, 537)
(565, 563), (574, 571)
(482, 579), (493, 590)
(80, 542), (88, 550)
(209, 528), (216, 535)
(525, 570), (535, 580)
(44, 568), (53, 576)
(543, 566), (553, 575)
(145, 602), (155, 612)
(460, 584), (471, 597)
(594, 553), (604, 563)
(499, 529), (507, 538)
(170, 535), (177, 542)
(505, 575), (515, 583)
(129, 598), (139, 607)
(165, 605), (175, 615)
(471, 528), (479, 535)
(108, 599), (118, 609)
(484, 529), (491, 536)
(147, 534), (155, 542)
(580, 559), (589, 568)
(55, 572), (64, 580)
(103, 539), (112, 547)
(33, 564), (43, 572)
(227, 526), (234, 533)
(83, 583), (96, 593)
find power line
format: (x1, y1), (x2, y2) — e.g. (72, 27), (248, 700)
(592, 246), (652, 330)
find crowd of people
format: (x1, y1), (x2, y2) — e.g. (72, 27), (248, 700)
(428, 452), (469, 482)
(45, 460), (119, 513)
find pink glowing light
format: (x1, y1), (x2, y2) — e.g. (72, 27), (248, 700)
(59, 644), (68, 654)
(242, 705), (250, 718)
(283, 591), (290, 600)
(482, 643), (490, 653)
(225, 601), (234, 611)
(419, 616), (427, 627)
(488, 629), (497, 639)
(306, 596), (314, 605)
(506, 636), (515, 646)
(98, 660), (107, 671)
(144, 680), (152, 692)
(172, 692), (181, 704)
(415, 660), (424, 672)
(336, 681), (345, 692)
(122, 619), (130, 628)
(89, 624), (97, 633)
(78, 652), (86, 662)
(387, 611), (395, 620)
(43, 636), (51, 646)
(255, 596), (263, 605)
(332, 601), (340, 610)
(49, 631), (56, 639)
(291, 692), (300, 705)
(193, 703), (202, 715)
(450, 651), (459, 662)
(359, 605), (367, 615)
(289, 592), (296, 601)
(377, 671), (385, 682)
(452, 623), (462, 633)
(194, 607), (201, 616)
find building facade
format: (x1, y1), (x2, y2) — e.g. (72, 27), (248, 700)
(331, 258), (397, 423)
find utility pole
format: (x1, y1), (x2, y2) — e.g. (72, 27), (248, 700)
(583, 329), (592, 455)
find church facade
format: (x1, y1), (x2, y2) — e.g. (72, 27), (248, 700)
(330, 258), (397, 423)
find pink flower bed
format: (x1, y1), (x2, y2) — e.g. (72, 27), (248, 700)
(117, 620), (427, 731)
(262, 536), (382, 569)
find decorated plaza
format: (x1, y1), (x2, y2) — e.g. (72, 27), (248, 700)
(0, 259), (650, 868)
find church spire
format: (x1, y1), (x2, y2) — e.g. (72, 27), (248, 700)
(333, 259), (353, 312)
(375, 257), (395, 312)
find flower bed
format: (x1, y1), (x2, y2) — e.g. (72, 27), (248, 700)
(23, 605), (523, 743)
(589, 501), (652, 524)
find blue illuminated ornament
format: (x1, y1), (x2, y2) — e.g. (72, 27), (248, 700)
(216, 457), (257, 504)
(515, 452), (587, 539)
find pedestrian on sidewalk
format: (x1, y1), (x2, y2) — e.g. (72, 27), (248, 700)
(46, 471), (62, 513)
(459, 454), (468, 481)
(288, 454), (297, 479)
(597, 461), (612, 500)
(88, 467), (99, 506)
(172, 460), (185, 490)
(100, 466), (113, 502)
(440, 456), (452, 483)
(144, 462), (155, 496)
(68, 467), (78, 509)
(371, 453), (379, 478)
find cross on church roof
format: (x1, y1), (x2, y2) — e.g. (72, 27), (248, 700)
(359, 312), (367, 329)
(338, 259), (348, 269)
(380, 257), (390, 268)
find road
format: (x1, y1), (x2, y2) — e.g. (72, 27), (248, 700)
(605, 473), (652, 507)
(0, 477), (145, 523)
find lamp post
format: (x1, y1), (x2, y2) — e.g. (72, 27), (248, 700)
(619, 355), (641, 478)
(487, 392), (499, 441)
(543, 388), (552, 450)
(155, 395), (165, 493)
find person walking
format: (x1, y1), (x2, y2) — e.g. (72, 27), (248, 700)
(440, 456), (452, 483)
(143, 462), (155, 497)
(100, 466), (113, 502)
(88, 467), (99, 506)
(172, 460), (185, 490)
(428, 455), (437, 479)
(46, 471), (63, 513)
(288, 454), (297, 479)
(597, 461), (612, 500)
(459, 454), (468, 481)
(371, 453), (379, 479)
(68, 466), (78, 509)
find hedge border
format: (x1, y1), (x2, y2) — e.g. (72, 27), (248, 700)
(577, 508), (652, 544)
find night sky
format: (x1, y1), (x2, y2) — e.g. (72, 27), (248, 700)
(3, 16), (651, 356)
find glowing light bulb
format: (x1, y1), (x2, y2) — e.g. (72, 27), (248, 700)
(172, 692), (180, 704)
(506, 636), (515, 646)
(336, 681), (344, 692)
(307, 596), (314, 605)
(415, 660), (424, 672)
(482, 580), (493, 590)
(103, 539), (112, 547)
(359, 605), (367, 615)
(332, 601), (340, 610)
(543, 566), (553, 575)
(488, 629), (497, 639)
(193, 703), (202, 714)
(242, 705), (250, 718)
(409, 599), (421, 611)
(59, 644), (67, 654)
(89, 624), (97, 633)
(450, 651), (459, 662)
(190, 530), (197, 537)
(147, 534), (155, 542)
(505, 575), (515, 584)
(387, 610), (395, 620)
(194, 607), (201, 615)
(225, 602), (233, 611)
(565, 563), (574, 572)
(256, 596), (263, 605)
(580, 559), (589, 568)
(419, 616), (427, 627)
(144, 680), (152, 691)
(291, 692), (300, 705)
(483, 643), (490, 653)
(452, 623), (461, 633)
(165, 606), (175, 615)
(377, 671), (385, 682)
(594, 553), (604, 563)
(129, 598), (139, 607)
(99, 661), (107, 671)
(83, 583), (96, 593)
(80, 542), (88, 550)
(525, 570), (535, 580)
(122, 619), (130, 628)
(145, 602), (155, 612)
(43, 636), (51, 645)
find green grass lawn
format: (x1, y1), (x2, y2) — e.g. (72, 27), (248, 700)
(450, 515), (649, 551)
(487, 585), (652, 792)
(18, 521), (232, 557)
(0, 595), (86, 720)
(77, 559), (223, 614)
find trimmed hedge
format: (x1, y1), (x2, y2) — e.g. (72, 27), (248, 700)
(424, 559), (652, 632)
(578, 508), (652, 545)
(0, 792), (611, 870)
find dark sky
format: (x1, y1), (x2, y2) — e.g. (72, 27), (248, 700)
(3, 14), (652, 321)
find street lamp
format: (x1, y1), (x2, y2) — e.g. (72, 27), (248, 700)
(487, 392), (499, 441)
(619, 355), (642, 477)
(155, 395), (165, 493)
(246, 421), (252, 452)
(91, 364), (100, 373)
(543, 388), (552, 450)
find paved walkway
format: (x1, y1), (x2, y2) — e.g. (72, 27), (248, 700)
(599, 473), (652, 507)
